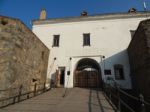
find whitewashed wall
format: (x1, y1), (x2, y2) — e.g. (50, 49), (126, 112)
(32, 17), (147, 89)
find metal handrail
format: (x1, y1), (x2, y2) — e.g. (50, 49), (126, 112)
(0, 82), (51, 108)
(103, 82), (150, 112)
(118, 87), (150, 106)
(120, 99), (135, 112)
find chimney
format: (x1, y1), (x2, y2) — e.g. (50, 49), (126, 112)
(81, 11), (88, 16)
(128, 8), (137, 13)
(40, 9), (47, 20)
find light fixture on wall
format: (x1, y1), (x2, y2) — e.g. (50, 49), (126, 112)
(102, 56), (105, 59)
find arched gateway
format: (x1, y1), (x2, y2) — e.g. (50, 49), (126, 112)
(74, 58), (102, 88)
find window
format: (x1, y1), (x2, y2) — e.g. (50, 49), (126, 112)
(130, 30), (136, 39)
(41, 51), (44, 60)
(104, 69), (111, 75)
(83, 33), (90, 46)
(114, 64), (124, 80)
(53, 35), (60, 47)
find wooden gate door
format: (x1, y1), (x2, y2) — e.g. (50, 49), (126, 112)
(74, 70), (100, 88)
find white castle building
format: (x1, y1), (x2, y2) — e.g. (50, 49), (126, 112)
(32, 10), (150, 89)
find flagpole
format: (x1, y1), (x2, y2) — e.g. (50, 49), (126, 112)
(143, 1), (147, 12)
(143, 1), (148, 18)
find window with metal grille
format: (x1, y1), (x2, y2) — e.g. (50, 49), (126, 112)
(114, 64), (124, 80)
(53, 35), (60, 47)
(83, 33), (90, 46)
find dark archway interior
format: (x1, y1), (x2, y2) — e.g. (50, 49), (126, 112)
(76, 58), (100, 71)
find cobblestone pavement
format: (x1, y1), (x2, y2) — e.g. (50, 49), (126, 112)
(0, 88), (115, 112)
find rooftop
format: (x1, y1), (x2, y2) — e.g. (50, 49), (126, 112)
(32, 11), (150, 25)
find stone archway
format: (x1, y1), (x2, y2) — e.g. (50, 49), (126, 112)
(74, 58), (102, 88)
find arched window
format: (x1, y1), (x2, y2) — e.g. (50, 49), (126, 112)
(114, 64), (124, 80)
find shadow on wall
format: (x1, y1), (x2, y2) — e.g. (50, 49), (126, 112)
(49, 71), (58, 88)
(99, 49), (131, 89)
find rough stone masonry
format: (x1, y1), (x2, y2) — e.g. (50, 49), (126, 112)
(128, 19), (150, 103)
(0, 16), (49, 98)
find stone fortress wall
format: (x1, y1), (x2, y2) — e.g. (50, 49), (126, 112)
(128, 19), (150, 102)
(0, 16), (49, 98)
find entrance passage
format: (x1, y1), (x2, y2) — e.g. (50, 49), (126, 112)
(59, 67), (65, 86)
(60, 68), (65, 85)
(74, 58), (102, 88)
(75, 70), (99, 88)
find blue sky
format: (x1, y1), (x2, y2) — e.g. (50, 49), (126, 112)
(0, 0), (149, 28)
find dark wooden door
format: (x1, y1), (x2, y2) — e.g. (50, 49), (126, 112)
(74, 70), (100, 88)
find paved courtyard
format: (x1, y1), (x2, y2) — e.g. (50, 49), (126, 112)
(0, 88), (115, 112)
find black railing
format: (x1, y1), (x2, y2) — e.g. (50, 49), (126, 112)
(103, 82), (150, 112)
(0, 82), (50, 108)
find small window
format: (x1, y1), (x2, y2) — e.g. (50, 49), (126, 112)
(114, 64), (124, 80)
(83, 33), (90, 46)
(130, 30), (135, 39)
(104, 69), (111, 75)
(53, 35), (60, 47)
(41, 51), (44, 60)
